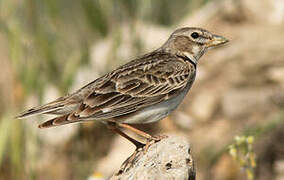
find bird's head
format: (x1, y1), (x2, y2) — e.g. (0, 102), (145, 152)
(162, 27), (228, 64)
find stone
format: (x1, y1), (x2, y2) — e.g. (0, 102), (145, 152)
(110, 135), (195, 180)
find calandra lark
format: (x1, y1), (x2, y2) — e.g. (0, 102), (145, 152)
(18, 27), (228, 148)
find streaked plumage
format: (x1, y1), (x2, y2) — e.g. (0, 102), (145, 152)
(17, 27), (228, 145)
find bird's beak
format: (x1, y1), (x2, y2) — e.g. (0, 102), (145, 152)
(206, 34), (229, 48)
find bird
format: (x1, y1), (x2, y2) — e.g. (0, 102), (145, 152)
(17, 27), (228, 149)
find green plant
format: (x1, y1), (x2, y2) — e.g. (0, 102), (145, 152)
(229, 136), (256, 180)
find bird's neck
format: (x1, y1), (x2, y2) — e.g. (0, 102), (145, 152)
(159, 45), (206, 65)
(181, 52), (198, 65)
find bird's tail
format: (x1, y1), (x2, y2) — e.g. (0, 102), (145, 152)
(38, 113), (81, 128)
(16, 96), (77, 119)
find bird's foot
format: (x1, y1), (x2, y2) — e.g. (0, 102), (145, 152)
(117, 135), (168, 174)
(118, 143), (145, 174)
(143, 134), (168, 153)
(150, 134), (169, 142)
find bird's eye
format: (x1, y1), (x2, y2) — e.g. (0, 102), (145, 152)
(191, 32), (199, 39)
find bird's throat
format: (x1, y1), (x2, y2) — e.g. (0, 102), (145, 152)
(183, 52), (198, 64)
(177, 54), (197, 68)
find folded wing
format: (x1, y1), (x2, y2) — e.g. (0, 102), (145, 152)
(36, 52), (195, 128)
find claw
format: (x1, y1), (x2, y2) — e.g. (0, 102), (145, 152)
(143, 134), (168, 154)
(150, 134), (168, 142)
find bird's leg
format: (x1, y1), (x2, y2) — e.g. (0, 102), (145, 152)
(117, 123), (153, 139)
(117, 123), (167, 152)
(107, 122), (145, 149)
(107, 122), (145, 170)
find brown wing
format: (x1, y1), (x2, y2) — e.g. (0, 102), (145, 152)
(38, 52), (196, 128)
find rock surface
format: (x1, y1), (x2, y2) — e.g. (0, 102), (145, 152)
(110, 135), (195, 180)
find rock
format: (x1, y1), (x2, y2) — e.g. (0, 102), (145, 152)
(110, 135), (195, 180)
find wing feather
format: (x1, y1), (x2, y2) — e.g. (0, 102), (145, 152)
(36, 52), (196, 128)
(75, 53), (195, 120)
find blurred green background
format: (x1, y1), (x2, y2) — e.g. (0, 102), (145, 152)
(0, 0), (284, 179)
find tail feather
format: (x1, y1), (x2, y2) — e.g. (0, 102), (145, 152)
(17, 104), (64, 119)
(38, 113), (81, 128)
(16, 96), (79, 119)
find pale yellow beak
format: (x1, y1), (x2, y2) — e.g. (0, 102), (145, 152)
(206, 34), (229, 48)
